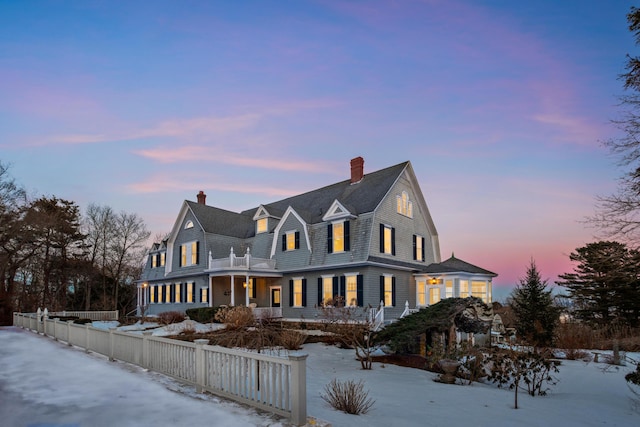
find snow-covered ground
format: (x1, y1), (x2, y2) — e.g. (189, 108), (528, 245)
(1, 325), (639, 427)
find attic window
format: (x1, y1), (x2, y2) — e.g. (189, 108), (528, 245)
(257, 218), (268, 234)
(396, 191), (413, 218)
(184, 220), (194, 229)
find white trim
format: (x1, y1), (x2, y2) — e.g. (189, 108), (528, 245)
(270, 207), (312, 258)
(252, 205), (270, 220)
(322, 199), (354, 221)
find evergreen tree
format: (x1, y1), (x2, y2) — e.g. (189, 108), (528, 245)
(510, 260), (559, 348)
(558, 241), (640, 327)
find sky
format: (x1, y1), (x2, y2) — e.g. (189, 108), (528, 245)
(2, 324), (640, 426)
(0, 0), (637, 300)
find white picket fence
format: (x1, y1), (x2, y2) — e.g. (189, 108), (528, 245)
(12, 312), (308, 425)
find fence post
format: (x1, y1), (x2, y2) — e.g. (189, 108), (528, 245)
(288, 352), (308, 426)
(142, 331), (152, 369)
(67, 321), (73, 346)
(85, 324), (90, 353)
(194, 339), (209, 393)
(109, 327), (117, 361)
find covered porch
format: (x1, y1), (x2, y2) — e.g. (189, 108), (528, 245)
(206, 247), (283, 318)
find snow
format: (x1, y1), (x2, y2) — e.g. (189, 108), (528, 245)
(1, 326), (639, 427)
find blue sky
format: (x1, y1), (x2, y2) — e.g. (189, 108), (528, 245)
(0, 0), (635, 300)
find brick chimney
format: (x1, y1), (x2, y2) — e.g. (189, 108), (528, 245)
(350, 156), (364, 184)
(197, 190), (206, 204)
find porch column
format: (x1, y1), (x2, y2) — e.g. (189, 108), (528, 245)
(245, 274), (250, 306)
(230, 274), (235, 306)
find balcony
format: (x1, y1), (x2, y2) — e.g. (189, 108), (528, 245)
(207, 247), (276, 271)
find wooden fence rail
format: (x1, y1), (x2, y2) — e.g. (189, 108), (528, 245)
(12, 312), (308, 425)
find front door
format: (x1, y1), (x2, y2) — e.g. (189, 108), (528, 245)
(271, 287), (281, 308)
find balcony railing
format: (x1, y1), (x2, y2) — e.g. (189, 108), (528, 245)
(208, 247), (276, 271)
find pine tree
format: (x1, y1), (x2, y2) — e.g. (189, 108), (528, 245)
(510, 260), (559, 348)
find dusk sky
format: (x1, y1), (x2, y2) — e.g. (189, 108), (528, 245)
(1, 1), (636, 300)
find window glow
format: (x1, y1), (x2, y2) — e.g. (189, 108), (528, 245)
(460, 280), (469, 297)
(286, 232), (296, 251)
(416, 280), (426, 306)
(383, 275), (393, 307)
(293, 279), (303, 307)
(180, 242), (198, 267)
(160, 252), (165, 266)
(416, 235), (423, 261)
(322, 276), (333, 305)
(186, 283), (194, 303)
(151, 255), (157, 268)
(257, 218), (267, 233)
(346, 275), (357, 307)
(165, 285), (171, 303)
(333, 222), (344, 252)
(429, 287), (440, 305)
(201, 288), (208, 304)
(181, 245), (187, 266)
(174, 283), (181, 303)
(445, 280), (453, 298)
(184, 220), (194, 229)
(397, 191), (414, 218)
(150, 286), (156, 303)
(472, 280), (488, 303)
(383, 226), (392, 254)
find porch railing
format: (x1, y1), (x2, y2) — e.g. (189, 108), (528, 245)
(208, 247), (276, 271)
(400, 300), (420, 318)
(12, 312), (308, 426)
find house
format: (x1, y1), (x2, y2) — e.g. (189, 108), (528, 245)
(136, 157), (497, 321)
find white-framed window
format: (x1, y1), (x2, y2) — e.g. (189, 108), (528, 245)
(257, 218), (268, 234)
(186, 282), (194, 303)
(180, 241), (199, 267)
(321, 275), (334, 306)
(445, 279), (453, 298)
(416, 279), (427, 306)
(151, 254), (157, 268)
(160, 252), (165, 267)
(150, 285), (156, 304)
(414, 235), (425, 261)
(292, 278), (303, 307)
(459, 280), (469, 297)
(429, 286), (440, 305)
(396, 191), (413, 218)
(345, 274), (358, 307)
(471, 280), (491, 303)
(184, 220), (194, 229)
(165, 285), (171, 303)
(383, 274), (394, 307)
(282, 230), (300, 251)
(380, 224), (395, 255)
(174, 283), (181, 303)
(201, 288), (208, 304)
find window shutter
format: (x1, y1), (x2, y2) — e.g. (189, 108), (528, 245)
(196, 241), (200, 264)
(302, 279), (307, 307)
(317, 278), (323, 306)
(171, 284), (175, 303)
(180, 283), (185, 303)
(327, 223), (333, 253)
(413, 235), (417, 260)
(289, 279), (294, 307)
(421, 237), (426, 261)
(392, 276), (396, 307)
(380, 276), (385, 305)
(179, 246), (183, 267)
(333, 276), (339, 301)
(357, 275), (364, 307)
(344, 221), (350, 251)
(295, 231), (300, 249)
(339, 276), (346, 300)
(199, 288), (203, 303)
(251, 278), (257, 299)
(391, 227), (396, 255)
(379, 224), (385, 253)
(282, 234), (287, 251)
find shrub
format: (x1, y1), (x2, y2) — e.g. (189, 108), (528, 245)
(215, 306), (255, 329)
(563, 348), (591, 361)
(320, 379), (375, 415)
(279, 329), (307, 350)
(157, 311), (186, 325)
(185, 307), (219, 323)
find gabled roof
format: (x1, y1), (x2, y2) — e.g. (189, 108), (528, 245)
(185, 201), (254, 238)
(241, 162), (409, 224)
(423, 254), (497, 276)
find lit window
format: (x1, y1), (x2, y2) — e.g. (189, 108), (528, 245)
(445, 280), (453, 298)
(186, 283), (194, 303)
(151, 254), (157, 268)
(150, 286), (156, 303)
(459, 280), (469, 297)
(165, 285), (171, 303)
(383, 275), (394, 307)
(429, 287), (440, 305)
(322, 276), (333, 305)
(283, 231), (300, 252)
(472, 280), (487, 303)
(174, 283), (181, 303)
(346, 275), (357, 307)
(293, 278), (303, 307)
(414, 235), (424, 261)
(396, 191), (413, 218)
(416, 279), (426, 306)
(333, 222), (344, 252)
(257, 218), (267, 233)
(201, 288), (208, 304)
(380, 224), (395, 255)
(180, 242), (199, 267)
(160, 253), (165, 266)
(184, 220), (194, 229)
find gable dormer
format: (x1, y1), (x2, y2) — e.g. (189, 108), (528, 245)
(253, 205), (271, 234)
(322, 199), (355, 222)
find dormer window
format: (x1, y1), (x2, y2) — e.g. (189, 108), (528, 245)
(397, 191), (413, 218)
(184, 220), (194, 229)
(328, 220), (350, 253)
(257, 218), (268, 233)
